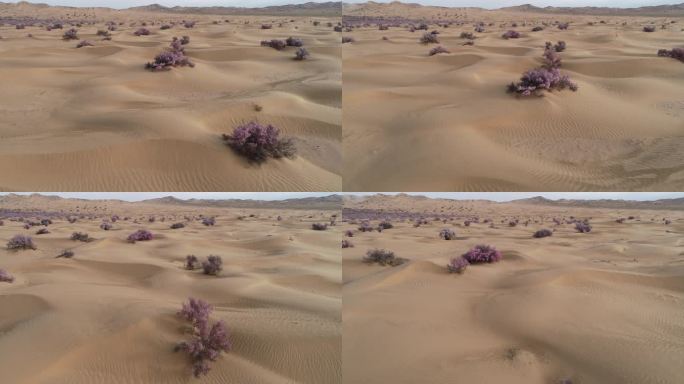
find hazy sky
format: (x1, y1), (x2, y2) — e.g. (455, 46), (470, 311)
(0, 192), (334, 202)
(4, 0), (679, 9)
(344, 192), (684, 202)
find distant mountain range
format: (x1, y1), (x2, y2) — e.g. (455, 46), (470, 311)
(344, 1), (684, 17)
(0, 1), (342, 16)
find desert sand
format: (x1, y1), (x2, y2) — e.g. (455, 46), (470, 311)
(0, 193), (341, 383)
(342, 193), (684, 384)
(342, 2), (684, 191)
(0, 2), (341, 191)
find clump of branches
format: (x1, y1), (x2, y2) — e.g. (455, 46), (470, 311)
(222, 122), (295, 163)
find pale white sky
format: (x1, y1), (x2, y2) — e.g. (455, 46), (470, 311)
(344, 192), (684, 202)
(0, 192), (335, 202)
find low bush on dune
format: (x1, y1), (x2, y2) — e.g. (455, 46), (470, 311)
(285, 36), (303, 47)
(202, 217), (215, 226)
(460, 32), (475, 40)
(179, 36), (190, 45)
(100, 222), (112, 230)
(420, 32), (439, 44)
(7, 235), (36, 250)
(345, 230), (354, 237)
(533, 229), (553, 238)
(145, 37), (194, 71)
(643, 25), (656, 32)
(261, 24), (272, 29)
(170, 222), (185, 229)
(185, 255), (200, 270)
(558, 22), (569, 30)
(62, 28), (78, 40)
(56, 250), (74, 258)
(294, 47), (309, 60)
(378, 220), (393, 230)
(96, 29), (109, 36)
(68, 216), (77, 224)
(261, 39), (286, 50)
(71, 232), (91, 242)
(531, 26), (544, 32)
(341, 239), (353, 248)
(311, 223), (328, 231)
(202, 255), (223, 275)
(76, 40), (93, 48)
(127, 229), (153, 243)
(462, 245), (501, 264)
(176, 298), (231, 377)
(342, 36), (354, 44)
(546, 41), (566, 52)
(0, 269), (15, 283)
(429, 46), (450, 56)
(447, 256), (469, 274)
(439, 228), (457, 240)
(358, 222), (374, 232)
(183, 21), (195, 28)
(507, 43), (577, 96)
(134, 28), (150, 36)
(36, 228), (50, 235)
(574, 221), (592, 233)
(475, 25), (485, 33)
(502, 30), (520, 39)
(363, 249), (406, 266)
(657, 48), (684, 62)
(160, 24), (171, 30)
(16, 24), (25, 29)
(222, 122), (295, 163)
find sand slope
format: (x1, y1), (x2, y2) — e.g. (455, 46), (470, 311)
(342, 4), (684, 191)
(0, 198), (341, 383)
(0, 5), (341, 191)
(342, 196), (684, 383)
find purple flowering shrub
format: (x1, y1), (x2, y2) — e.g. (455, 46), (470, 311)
(127, 229), (153, 243)
(363, 249), (406, 266)
(71, 232), (91, 242)
(312, 223), (328, 231)
(100, 222), (112, 230)
(7, 234), (36, 250)
(202, 217), (216, 226)
(657, 48), (684, 62)
(643, 25), (656, 32)
(294, 47), (309, 60)
(171, 222), (186, 229)
(447, 257), (469, 274)
(185, 255), (200, 270)
(462, 245), (502, 264)
(420, 32), (439, 44)
(378, 220), (393, 229)
(184, 21), (195, 28)
(176, 298), (231, 377)
(532, 26), (544, 32)
(222, 122), (296, 163)
(56, 250), (74, 258)
(342, 36), (354, 44)
(502, 30), (520, 39)
(63, 28), (78, 40)
(475, 25), (485, 33)
(439, 228), (456, 240)
(507, 44), (577, 96)
(202, 255), (223, 275)
(341, 239), (353, 248)
(533, 229), (553, 238)
(179, 36), (190, 45)
(0, 269), (14, 283)
(558, 22), (569, 30)
(145, 37), (194, 71)
(261, 39), (287, 50)
(76, 40), (93, 48)
(460, 32), (475, 40)
(36, 228), (50, 235)
(575, 221), (592, 233)
(345, 230), (354, 237)
(286, 36), (303, 47)
(134, 28), (150, 36)
(429, 46), (450, 56)
(546, 40), (566, 52)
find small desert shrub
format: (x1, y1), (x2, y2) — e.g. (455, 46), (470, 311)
(0, 269), (14, 283)
(134, 28), (150, 36)
(342, 36), (354, 44)
(127, 229), (153, 243)
(546, 40), (566, 52)
(261, 39), (286, 50)
(202, 255), (223, 275)
(100, 222), (112, 230)
(176, 298), (231, 377)
(429, 46), (450, 56)
(345, 230), (354, 237)
(643, 25), (656, 32)
(420, 32), (439, 44)
(558, 22), (569, 30)
(71, 232), (91, 242)
(179, 35), (190, 45)
(16, 24), (25, 29)
(507, 45), (577, 96)
(160, 24), (171, 30)
(285, 36), (303, 47)
(68, 216), (77, 223)
(341, 239), (353, 248)
(294, 47), (309, 60)
(222, 122), (295, 163)
(447, 256), (469, 274)
(378, 220), (393, 229)
(36, 228), (50, 235)
(261, 24), (272, 29)
(363, 249), (405, 266)
(311, 223), (328, 231)
(76, 40), (93, 48)
(202, 217), (215, 226)
(96, 29), (109, 36)
(184, 21), (195, 28)
(170, 222), (185, 229)
(56, 250), (74, 258)
(575, 222), (592, 233)
(460, 32), (474, 40)
(533, 229), (552, 238)
(185, 255), (200, 270)
(531, 26), (544, 32)
(63, 28), (78, 40)
(462, 245), (502, 264)
(7, 235), (36, 250)
(502, 30), (520, 39)
(657, 48), (684, 62)
(145, 37), (194, 71)
(474, 25), (485, 33)
(439, 228), (456, 240)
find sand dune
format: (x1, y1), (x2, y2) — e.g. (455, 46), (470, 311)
(0, 195), (341, 383)
(342, 194), (684, 384)
(342, 3), (684, 191)
(0, 4), (341, 191)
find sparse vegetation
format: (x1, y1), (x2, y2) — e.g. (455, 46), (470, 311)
(447, 257), (469, 274)
(7, 235), (36, 250)
(0, 269), (15, 283)
(202, 255), (223, 275)
(462, 245), (502, 264)
(363, 249), (406, 266)
(533, 229), (553, 238)
(222, 122), (296, 163)
(127, 229), (153, 243)
(439, 228), (456, 240)
(71, 232), (91, 242)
